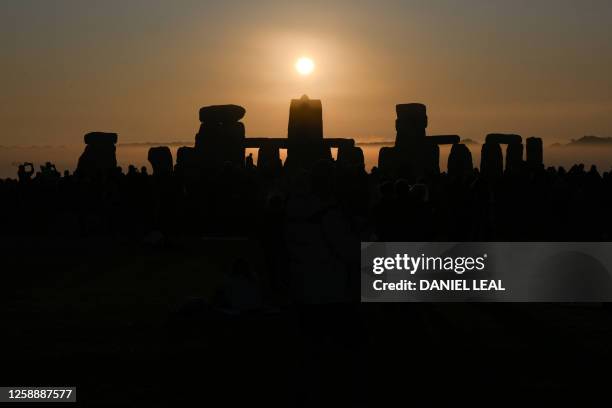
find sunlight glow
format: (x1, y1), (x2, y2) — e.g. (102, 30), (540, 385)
(295, 57), (315, 75)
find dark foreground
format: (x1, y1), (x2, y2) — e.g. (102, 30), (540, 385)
(3, 237), (611, 407)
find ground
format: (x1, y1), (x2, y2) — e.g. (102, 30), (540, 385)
(2, 236), (612, 405)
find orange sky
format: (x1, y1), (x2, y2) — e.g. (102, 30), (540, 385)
(2, 0), (612, 147)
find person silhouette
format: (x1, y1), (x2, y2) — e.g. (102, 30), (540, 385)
(17, 163), (34, 183)
(246, 153), (255, 169)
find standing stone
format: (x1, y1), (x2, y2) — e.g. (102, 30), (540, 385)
(379, 103), (444, 178)
(391, 139), (439, 179)
(148, 146), (173, 176)
(175, 146), (199, 176)
(76, 132), (118, 177)
(505, 142), (524, 172)
(337, 145), (365, 168)
(395, 103), (427, 149)
(286, 95), (330, 170)
(176, 146), (195, 166)
(196, 122), (245, 148)
(257, 144), (282, 174)
(448, 143), (473, 177)
(195, 105), (246, 168)
(480, 142), (503, 178)
(288, 95), (323, 141)
(378, 146), (397, 174)
(395, 119), (427, 138)
(419, 140), (440, 176)
(526, 137), (543, 168)
(396, 103), (427, 122)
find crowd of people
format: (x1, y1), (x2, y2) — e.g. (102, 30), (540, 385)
(1, 156), (611, 242)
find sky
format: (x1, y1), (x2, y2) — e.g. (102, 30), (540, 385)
(2, 0), (612, 147)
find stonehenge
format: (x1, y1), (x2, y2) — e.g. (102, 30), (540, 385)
(478, 133), (540, 177)
(526, 137), (543, 168)
(337, 143), (365, 168)
(76, 132), (118, 177)
(172, 96), (357, 175)
(505, 142), (524, 172)
(394, 103), (427, 149)
(448, 144), (473, 177)
(288, 95), (323, 141)
(285, 95), (331, 170)
(195, 105), (246, 168)
(257, 144), (283, 174)
(147, 99), (545, 178)
(396, 103), (428, 120)
(378, 103), (469, 179)
(480, 141), (504, 178)
(65, 98), (550, 189)
(148, 146), (173, 176)
(84, 132), (118, 145)
(198, 104), (245, 124)
(175, 146), (198, 177)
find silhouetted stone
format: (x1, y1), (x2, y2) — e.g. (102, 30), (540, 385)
(257, 144), (282, 173)
(286, 95), (330, 170)
(195, 122), (245, 150)
(198, 104), (245, 124)
(396, 103), (427, 121)
(148, 146), (173, 176)
(176, 146), (194, 164)
(353, 146), (365, 168)
(84, 132), (118, 145)
(76, 132), (118, 177)
(526, 137), (543, 168)
(380, 103), (446, 177)
(448, 143), (473, 177)
(480, 142), (503, 178)
(379, 140), (439, 179)
(505, 142), (524, 172)
(420, 140), (440, 176)
(378, 146), (396, 173)
(428, 135), (460, 145)
(195, 114), (245, 167)
(395, 119), (427, 138)
(337, 146), (365, 168)
(486, 133), (522, 145)
(286, 144), (332, 170)
(395, 104), (428, 149)
(288, 94), (323, 141)
(175, 146), (198, 175)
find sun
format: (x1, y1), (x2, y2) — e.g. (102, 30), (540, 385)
(295, 57), (315, 76)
